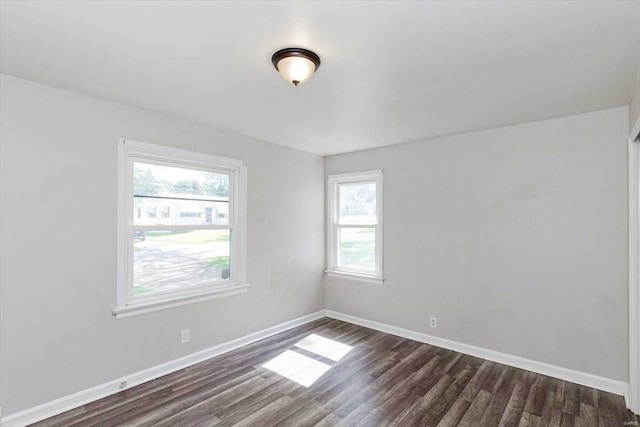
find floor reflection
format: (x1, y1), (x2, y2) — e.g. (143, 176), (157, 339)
(262, 334), (353, 387)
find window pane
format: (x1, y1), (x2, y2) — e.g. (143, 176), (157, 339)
(339, 182), (376, 225)
(133, 229), (231, 296)
(134, 162), (229, 198)
(133, 162), (229, 226)
(338, 228), (375, 270)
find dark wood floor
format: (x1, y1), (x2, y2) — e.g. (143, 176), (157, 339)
(33, 318), (637, 426)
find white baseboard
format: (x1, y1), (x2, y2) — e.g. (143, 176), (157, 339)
(324, 310), (628, 397)
(0, 310), (326, 427)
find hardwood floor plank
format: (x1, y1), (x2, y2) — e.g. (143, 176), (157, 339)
(348, 364), (430, 426)
(498, 379), (532, 427)
(273, 399), (334, 427)
(411, 355), (455, 397)
(480, 365), (521, 425)
(312, 413), (343, 427)
(32, 318), (636, 427)
(393, 374), (454, 425)
(420, 365), (476, 425)
(483, 363), (508, 393)
(560, 412), (576, 427)
(539, 388), (559, 426)
(458, 389), (494, 427)
(553, 380), (566, 412)
(435, 393), (472, 427)
(459, 360), (492, 402)
(575, 402), (597, 427)
(517, 411), (541, 427)
(371, 344), (431, 390)
(549, 409), (564, 427)
(229, 395), (295, 427)
(337, 402), (374, 427)
(209, 382), (286, 425)
(332, 385), (379, 419)
(152, 401), (221, 427)
(579, 384), (597, 408)
(523, 375), (547, 417)
(562, 381), (580, 415)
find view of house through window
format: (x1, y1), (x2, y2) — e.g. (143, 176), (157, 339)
(132, 162), (232, 296)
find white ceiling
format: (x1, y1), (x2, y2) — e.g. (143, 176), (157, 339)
(1, 1), (639, 155)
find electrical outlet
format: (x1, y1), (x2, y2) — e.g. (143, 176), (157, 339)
(119, 381), (127, 389)
(181, 330), (190, 344)
(430, 317), (437, 328)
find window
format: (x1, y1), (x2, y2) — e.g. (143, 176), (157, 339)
(179, 211), (201, 218)
(114, 139), (249, 318)
(326, 171), (383, 283)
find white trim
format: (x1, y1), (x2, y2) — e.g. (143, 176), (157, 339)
(326, 170), (384, 181)
(324, 270), (385, 284)
(629, 138), (640, 414)
(130, 224), (234, 231)
(631, 69), (640, 144)
(631, 115), (640, 145)
(324, 310), (629, 396)
(122, 139), (245, 169)
(116, 138), (248, 317)
(0, 311), (326, 427)
(326, 170), (384, 280)
(111, 283), (250, 319)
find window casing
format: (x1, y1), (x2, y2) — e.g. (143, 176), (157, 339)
(114, 139), (248, 318)
(326, 171), (384, 284)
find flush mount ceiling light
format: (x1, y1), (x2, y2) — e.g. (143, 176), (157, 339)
(271, 48), (321, 86)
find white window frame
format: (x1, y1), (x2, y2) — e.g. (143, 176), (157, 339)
(629, 133), (640, 414)
(326, 170), (384, 284)
(114, 139), (249, 318)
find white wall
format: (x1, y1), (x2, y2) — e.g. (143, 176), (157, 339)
(0, 74), (325, 416)
(325, 106), (629, 382)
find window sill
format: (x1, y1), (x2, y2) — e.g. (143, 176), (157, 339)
(112, 283), (251, 319)
(324, 270), (385, 284)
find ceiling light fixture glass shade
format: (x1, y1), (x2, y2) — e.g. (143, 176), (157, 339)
(272, 48), (321, 86)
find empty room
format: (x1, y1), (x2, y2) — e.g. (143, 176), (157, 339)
(1, 1), (640, 426)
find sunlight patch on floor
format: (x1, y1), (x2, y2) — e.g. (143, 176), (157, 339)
(262, 349), (332, 387)
(294, 333), (353, 362)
